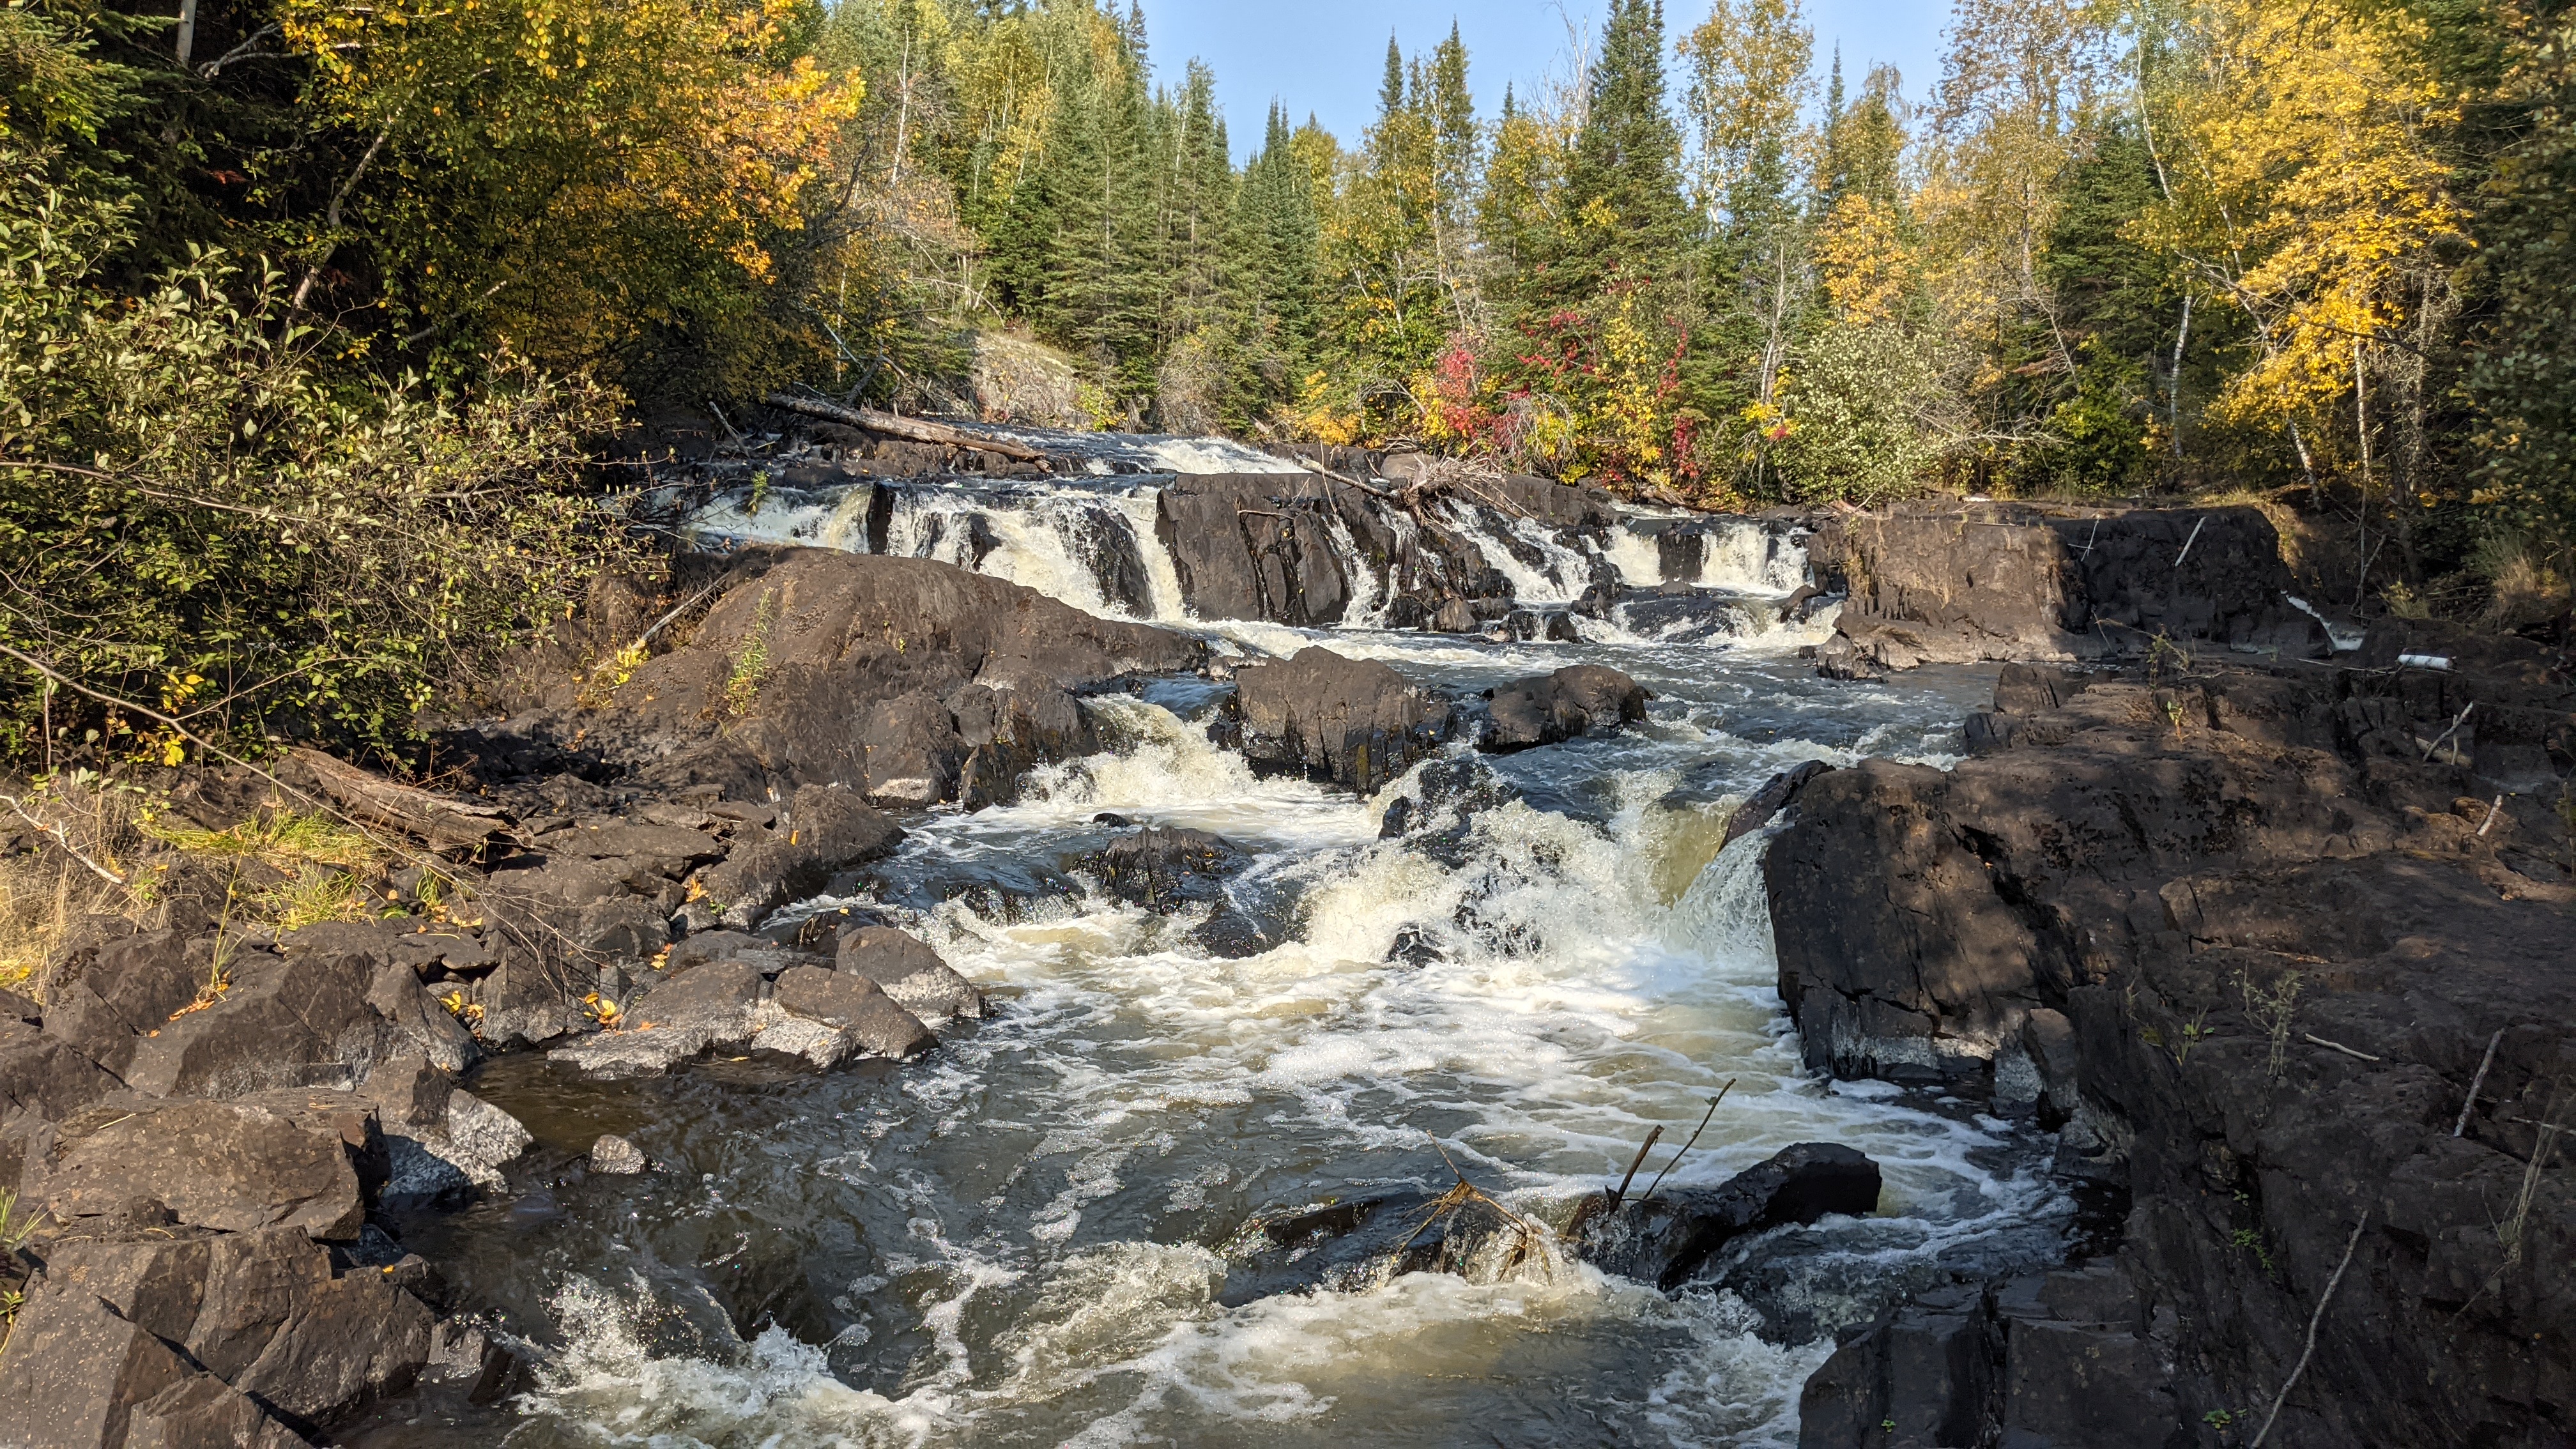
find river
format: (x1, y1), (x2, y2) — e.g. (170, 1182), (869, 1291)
(380, 460), (2073, 1448)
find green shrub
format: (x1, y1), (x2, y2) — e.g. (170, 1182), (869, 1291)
(0, 147), (641, 763)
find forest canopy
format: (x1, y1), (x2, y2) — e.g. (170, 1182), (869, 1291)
(2, 0), (2572, 762)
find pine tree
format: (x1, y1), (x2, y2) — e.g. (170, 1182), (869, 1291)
(1534, 0), (1693, 300)
(1426, 21), (1482, 330)
(1479, 83), (1559, 289)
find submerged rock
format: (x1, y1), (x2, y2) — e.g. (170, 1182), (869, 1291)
(1377, 756), (1521, 868)
(1077, 826), (1243, 912)
(1218, 1142), (1883, 1307)
(588, 1134), (647, 1175)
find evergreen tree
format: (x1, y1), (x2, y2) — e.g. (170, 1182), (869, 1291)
(1528, 0), (1693, 303)
(1478, 84), (1559, 288)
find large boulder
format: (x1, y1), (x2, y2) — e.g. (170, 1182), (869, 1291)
(1, 1018), (123, 1125)
(1479, 665), (1648, 751)
(36, 930), (212, 1080)
(833, 926), (985, 1023)
(770, 967), (935, 1059)
(549, 959), (767, 1078)
(0, 1227), (435, 1440)
(1077, 827), (1242, 912)
(686, 784), (903, 930)
(107, 925), (473, 1100)
(25, 1092), (385, 1241)
(1154, 474), (1354, 626)
(606, 551), (1204, 797)
(1224, 647), (1452, 793)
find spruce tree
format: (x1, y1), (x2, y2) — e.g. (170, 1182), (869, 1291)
(1532, 0), (1692, 303)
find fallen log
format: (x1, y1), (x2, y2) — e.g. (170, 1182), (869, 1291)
(761, 393), (1052, 464)
(290, 748), (516, 854)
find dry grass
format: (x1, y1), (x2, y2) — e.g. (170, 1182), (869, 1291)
(2470, 533), (2572, 633)
(0, 773), (160, 1000)
(1, 778), (399, 1002)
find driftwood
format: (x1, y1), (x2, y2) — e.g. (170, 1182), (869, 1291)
(291, 749), (514, 854)
(761, 393), (1052, 464)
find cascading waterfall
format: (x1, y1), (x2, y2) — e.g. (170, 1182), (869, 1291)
(456, 670), (2058, 1449)
(680, 446), (1815, 638)
(428, 438), (2060, 1449)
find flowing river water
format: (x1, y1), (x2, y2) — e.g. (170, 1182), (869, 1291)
(380, 461), (2074, 1448)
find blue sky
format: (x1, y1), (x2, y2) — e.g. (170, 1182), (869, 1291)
(1136, 0), (1953, 160)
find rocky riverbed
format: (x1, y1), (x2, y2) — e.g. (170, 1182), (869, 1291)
(3, 432), (2567, 1448)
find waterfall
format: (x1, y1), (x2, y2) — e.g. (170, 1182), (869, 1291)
(678, 450), (1815, 639)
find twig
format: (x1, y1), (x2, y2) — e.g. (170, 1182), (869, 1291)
(2476, 796), (2504, 838)
(2455, 1030), (2504, 1137)
(2304, 1033), (2381, 1062)
(2421, 703), (2476, 763)
(2248, 1215), (2368, 1448)
(2174, 515), (2209, 568)
(0, 795), (129, 887)
(1605, 1126), (1663, 1213)
(1643, 1080), (1736, 1202)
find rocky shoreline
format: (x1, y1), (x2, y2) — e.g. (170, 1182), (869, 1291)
(2, 481), (2566, 1448)
(1770, 529), (2573, 1447)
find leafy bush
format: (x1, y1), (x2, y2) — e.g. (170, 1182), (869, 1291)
(1769, 323), (1938, 506)
(0, 150), (641, 764)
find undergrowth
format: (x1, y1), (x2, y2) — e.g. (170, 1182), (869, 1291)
(0, 772), (157, 997)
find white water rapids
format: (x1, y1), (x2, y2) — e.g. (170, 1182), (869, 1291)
(379, 446), (2074, 1449)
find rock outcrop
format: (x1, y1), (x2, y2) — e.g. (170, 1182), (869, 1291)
(1770, 628), (2576, 1448)
(460, 548), (1201, 809)
(1806, 505), (2331, 676)
(1152, 470), (1616, 631)
(1220, 647), (1454, 793)
(1478, 664), (1649, 751)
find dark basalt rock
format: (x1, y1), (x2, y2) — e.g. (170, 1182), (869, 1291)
(1224, 647), (1453, 793)
(1078, 826), (1243, 912)
(26, 1091), (387, 1241)
(685, 785), (903, 931)
(1804, 504), (2329, 675)
(558, 549), (1202, 802)
(1770, 646), (2576, 1448)
(1215, 1188), (1512, 1306)
(1377, 756), (1521, 868)
(1480, 665), (1648, 751)
(1155, 474), (1353, 627)
(1, 1225), (436, 1441)
(772, 966), (937, 1059)
(1218, 1142), (1883, 1308)
(1717, 760), (1834, 850)
(834, 924), (986, 1023)
(1190, 907), (1276, 960)
(1572, 1142), (1882, 1291)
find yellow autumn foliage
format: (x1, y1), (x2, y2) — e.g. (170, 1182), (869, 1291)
(279, 0), (861, 377)
(2135, 0), (2463, 433)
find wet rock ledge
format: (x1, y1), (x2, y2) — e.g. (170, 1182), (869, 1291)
(1765, 613), (2575, 1447)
